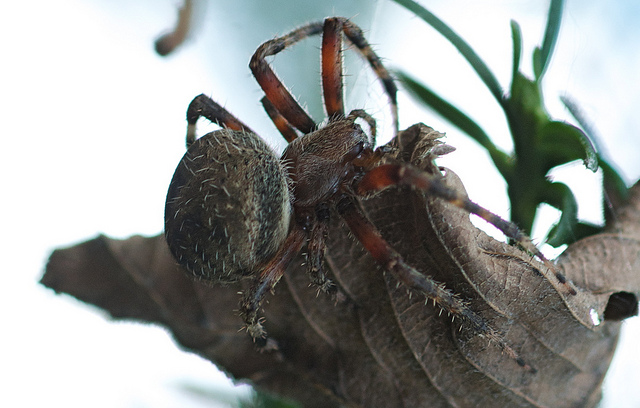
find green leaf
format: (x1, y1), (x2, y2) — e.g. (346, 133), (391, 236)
(550, 222), (603, 247)
(560, 97), (628, 169)
(398, 71), (512, 176)
(559, 94), (603, 151)
(395, 0), (611, 247)
(532, 47), (544, 81)
(510, 20), (522, 81)
(559, 94), (630, 215)
(600, 159), (629, 202)
(398, 72), (491, 148)
(392, 0), (505, 105)
(542, 181), (579, 247)
(600, 158), (631, 221)
(535, 0), (564, 81)
(537, 121), (598, 172)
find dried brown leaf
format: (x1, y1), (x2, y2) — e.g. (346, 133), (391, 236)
(43, 127), (640, 407)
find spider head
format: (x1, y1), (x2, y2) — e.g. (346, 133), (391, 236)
(282, 115), (373, 209)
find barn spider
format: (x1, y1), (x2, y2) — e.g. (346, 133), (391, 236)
(164, 17), (576, 370)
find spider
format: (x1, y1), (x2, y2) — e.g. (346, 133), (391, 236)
(164, 17), (577, 370)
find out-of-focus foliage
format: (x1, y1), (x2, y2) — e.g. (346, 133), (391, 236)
(393, 0), (629, 246)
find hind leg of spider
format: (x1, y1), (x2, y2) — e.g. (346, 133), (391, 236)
(356, 163), (578, 296)
(239, 225), (306, 345)
(186, 94), (255, 147)
(335, 195), (535, 371)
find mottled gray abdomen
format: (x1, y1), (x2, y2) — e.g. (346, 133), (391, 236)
(165, 129), (291, 283)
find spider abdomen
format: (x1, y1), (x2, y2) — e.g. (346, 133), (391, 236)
(165, 129), (292, 283)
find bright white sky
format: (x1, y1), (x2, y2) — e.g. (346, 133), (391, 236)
(2, 0), (639, 407)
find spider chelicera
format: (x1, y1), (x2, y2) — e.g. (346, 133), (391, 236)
(164, 17), (577, 370)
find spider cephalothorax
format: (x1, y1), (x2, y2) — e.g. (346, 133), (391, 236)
(165, 17), (577, 369)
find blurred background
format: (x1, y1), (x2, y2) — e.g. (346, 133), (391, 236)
(2, 0), (639, 406)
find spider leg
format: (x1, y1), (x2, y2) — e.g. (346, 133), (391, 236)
(240, 225), (306, 344)
(251, 18), (398, 136)
(305, 203), (336, 295)
(321, 18), (345, 120)
(250, 22), (323, 134)
(335, 195), (534, 372)
(337, 17), (399, 134)
(186, 94), (255, 147)
(260, 96), (299, 143)
(347, 109), (377, 146)
(356, 164), (578, 296)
